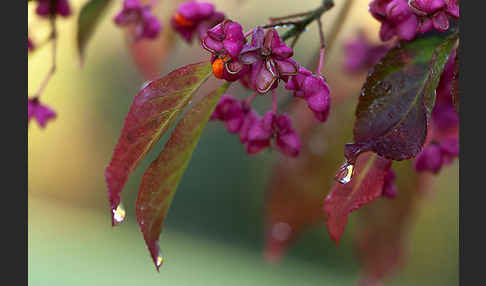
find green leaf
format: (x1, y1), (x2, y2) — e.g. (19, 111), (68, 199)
(105, 61), (212, 226)
(77, 0), (113, 65)
(345, 33), (459, 162)
(135, 82), (231, 270)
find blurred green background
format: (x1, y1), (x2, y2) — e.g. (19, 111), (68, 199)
(28, 0), (458, 285)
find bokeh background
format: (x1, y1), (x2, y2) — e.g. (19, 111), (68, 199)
(28, 0), (458, 285)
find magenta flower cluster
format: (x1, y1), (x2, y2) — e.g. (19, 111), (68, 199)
(285, 67), (331, 122)
(202, 19), (248, 81)
(414, 136), (458, 173)
(369, 0), (459, 41)
(114, 0), (161, 40)
(36, 0), (71, 17)
(414, 49), (458, 173)
(239, 27), (299, 93)
(171, 1), (225, 43)
(28, 98), (56, 128)
(201, 19), (332, 157)
(342, 32), (389, 73)
(211, 96), (301, 157)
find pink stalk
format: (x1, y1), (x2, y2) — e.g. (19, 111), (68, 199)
(317, 47), (325, 75)
(272, 90), (277, 113)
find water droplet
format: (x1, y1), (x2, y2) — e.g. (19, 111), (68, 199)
(140, 80), (152, 90)
(156, 250), (164, 268)
(335, 162), (354, 184)
(112, 203), (126, 226)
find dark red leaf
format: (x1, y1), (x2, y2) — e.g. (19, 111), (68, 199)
(105, 61), (212, 226)
(323, 152), (392, 245)
(135, 82), (231, 270)
(345, 33), (458, 163)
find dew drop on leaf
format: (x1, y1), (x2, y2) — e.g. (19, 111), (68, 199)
(334, 162), (355, 184)
(156, 249), (164, 268)
(112, 203), (126, 226)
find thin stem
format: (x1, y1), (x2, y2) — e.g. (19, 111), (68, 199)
(306, 0), (356, 72)
(244, 28), (254, 38)
(272, 90), (277, 113)
(317, 48), (325, 75)
(246, 92), (258, 105)
(290, 32), (302, 49)
(262, 21), (299, 29)
(28, 35), (53, 54)
(317, 17), (325, 49)
(33, 18), (57, 98)
(316, 17), (326, 75)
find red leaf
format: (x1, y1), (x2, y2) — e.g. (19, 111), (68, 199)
(135, 82), (230, 270)
(355, 161), (432, 286)
(105, 61), (212, 226)
(323, 152), (392, 245)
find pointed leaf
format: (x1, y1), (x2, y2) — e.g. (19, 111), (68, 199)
(105, 61), (212, 225)
(345, 33), (458, 162)
(323, 152), (392, 244)
(355, 161), (432, 286)
(135, 82), (231, 270)
(77, 0), (114, 65)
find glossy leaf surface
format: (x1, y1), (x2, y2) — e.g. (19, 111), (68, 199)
(323, 152), (392, 244)
(105, 61), (212, 225)
(135, 82), (231, 270)
(346, 34), (458, 162)
(77, 0), (113, 64)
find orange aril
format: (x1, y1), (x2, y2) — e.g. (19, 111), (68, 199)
(212, 56), (230, 79)
(173, 12), (195, 27)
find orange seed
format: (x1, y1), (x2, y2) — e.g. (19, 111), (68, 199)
(173, 12), (195, 27)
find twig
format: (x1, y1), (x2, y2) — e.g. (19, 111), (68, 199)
(316, 17), (326, 75)
(272, 90), (277, 113)
(317, 17), (325, 49)
(290, 32), (302, 49)
(246, 92), (258, 105)
(262, 21), (299, 29)
(33, 18), (57, 98)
